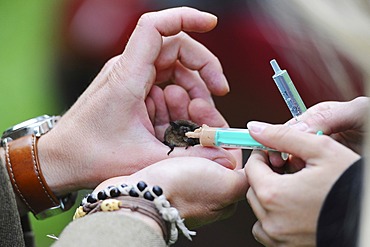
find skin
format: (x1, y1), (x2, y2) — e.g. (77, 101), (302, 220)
(245, 96), (368, 246)
(268, 96), (368, 169)
(58, 156), (248, 244)
(32, 7), (242, 199)
(93, 157), (248, 229)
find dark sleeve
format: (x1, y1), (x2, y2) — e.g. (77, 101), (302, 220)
(0, 151), (25, 247)
(316, 158), (363, 247)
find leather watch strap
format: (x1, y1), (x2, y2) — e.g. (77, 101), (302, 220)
(4, 134), (59, 215)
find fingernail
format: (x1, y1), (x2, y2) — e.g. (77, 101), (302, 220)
(289, 121), (309, 131)
(204, 12), (218, 20)
(247, 121), (269, 134)
(213, 157), (235, 170)
(281, 152), (289, 161)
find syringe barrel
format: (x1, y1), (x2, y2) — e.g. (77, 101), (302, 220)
(273, 72), (306, 117)
(214, 128), (271, 150)
(271, 60), (307, 118)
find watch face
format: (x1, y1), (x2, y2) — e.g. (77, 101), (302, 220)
(1, 115), (59, 146)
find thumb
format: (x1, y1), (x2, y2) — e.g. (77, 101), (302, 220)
(117, 7), (218, 96)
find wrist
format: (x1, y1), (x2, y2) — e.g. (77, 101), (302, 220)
(37, 131), (76, 196)
(75, 181), (196, 245)
(76, 196), (170, 243)
(115, 208), (163, 235)
(37, 117), (103, 192)
(83, 197), (165, 237)
(1, 115), (77, 219)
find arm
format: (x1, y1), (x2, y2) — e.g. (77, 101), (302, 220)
(2, 7), (242, 219)
(56, 157), (248, 245)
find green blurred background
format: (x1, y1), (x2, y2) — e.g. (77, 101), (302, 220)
(0, 1), (73, 246)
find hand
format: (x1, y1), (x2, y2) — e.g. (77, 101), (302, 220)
(268, 96), (368, 168)
(37, 7), (241, 196)
(94, 156), (248, 229)
(244, 122), (360, 246)
(287, 96), (369, 154)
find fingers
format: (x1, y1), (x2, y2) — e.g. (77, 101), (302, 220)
(164, 85), (191, 120)
(150, 85), (192, 140)
(287, 97), (369, 134)
(247, 121), (360, 167)
(145, 95), (156, 124)
(128, 7), (217, 63)
(116, 7), (219, 95)
(252, 221), (278, 247)
(244, 152), (275, 234)
(247, 121), (330, 161)
(246, 188), (266, 221)
(268, 151), (287, 168)
(156, 33), (228, 98)
(156, 60), (214, 105)
(188, 98), (228, 128)
(147, 85), (169, 126)
(245, 150), (275, 189)
(187, 99), (243, 167)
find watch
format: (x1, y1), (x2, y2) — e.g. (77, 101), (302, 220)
(1, 115), (77, 219)
(1, 115), (60, 147)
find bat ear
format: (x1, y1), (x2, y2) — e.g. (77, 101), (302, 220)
(170, 121), (179, 128)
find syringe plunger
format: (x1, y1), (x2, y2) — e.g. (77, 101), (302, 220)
(270, 59), (282, 74)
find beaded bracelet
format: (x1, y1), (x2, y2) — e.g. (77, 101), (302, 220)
(73, 181), (196, 246)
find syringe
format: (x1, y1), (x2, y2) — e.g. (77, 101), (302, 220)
(270, 59), (307, 120)
(185, 60), (309, 152)
(185, 124), (323, 151)
(185, 124), (273, 150)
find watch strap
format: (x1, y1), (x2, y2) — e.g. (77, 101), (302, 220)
(4, 134), (69, 218)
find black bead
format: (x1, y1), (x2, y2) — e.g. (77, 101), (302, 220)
(109, 187), (120, 197)
(144, 191), (155, 201)
(120, 184), (128, 189)
(137, 181), (147, 191)
(87, 194), (97, 203)
(152, 186), (163, 196)
(97, 190), (108, 200)
(129, 188), (139, 197)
